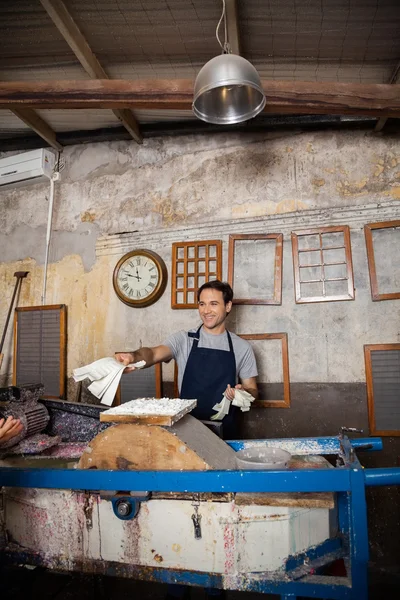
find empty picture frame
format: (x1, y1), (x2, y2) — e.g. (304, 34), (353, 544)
(239, 333), (290, 408)
(291, 225), (355, 303)
(13, 305), (67, 398)
(171, 240), (222, 309)
(227, 234), (283, 305)
(364, 220), (400, 301)
(364, 344), (400, 436)
(115, 363), (162, 406)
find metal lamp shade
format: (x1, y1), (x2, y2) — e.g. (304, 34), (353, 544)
(193, 54), (266, 125)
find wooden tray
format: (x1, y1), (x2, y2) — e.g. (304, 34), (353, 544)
(100, 399), (197, 426)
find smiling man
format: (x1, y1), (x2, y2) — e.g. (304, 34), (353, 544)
(115, 280), (258, 440)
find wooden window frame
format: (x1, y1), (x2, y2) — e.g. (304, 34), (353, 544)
(364, 220), (400, 301)
(171, 240), (222, 309)
(239, 333), (290, 408)
(364, 343), (400, 436)
(291, 225), (355, 303)
(227, 233), (283, 305)
(13, 304), (67, 399)
(114, 363), (162, 406)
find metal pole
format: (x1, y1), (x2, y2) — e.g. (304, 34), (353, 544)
(364, 467), (400, 487)
(0, 271), (29, 356)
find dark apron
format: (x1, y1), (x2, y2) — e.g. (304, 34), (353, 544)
(180, 325), (239, 440)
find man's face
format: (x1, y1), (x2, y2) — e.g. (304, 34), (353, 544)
(198, 288), (232, 332)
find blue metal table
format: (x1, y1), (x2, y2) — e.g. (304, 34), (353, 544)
(1, 434), (399, 600)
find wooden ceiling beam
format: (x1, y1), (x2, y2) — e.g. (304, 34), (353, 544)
(1, 80), (400, 118)
(40, 0), (142, 144)
(375, 60), (400, 132)
(11, 108), (63, 151)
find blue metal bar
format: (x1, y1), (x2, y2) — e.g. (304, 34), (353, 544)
(228, 436), (382, 454)
(348, 468), (369, 600)
(364, 467), (400, 487)
(0, 466), (352, 493)
(1, 544), (356, 598)
(337, 491), (350, 535)
(284, 538), (342, 572)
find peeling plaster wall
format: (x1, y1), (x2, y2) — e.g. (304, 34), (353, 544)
(1, 127), (400, 570)
(0, 129), (399, 391)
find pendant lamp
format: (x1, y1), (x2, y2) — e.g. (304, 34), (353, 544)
(193, 1), (266, 125)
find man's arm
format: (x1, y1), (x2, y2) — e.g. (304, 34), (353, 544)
(240, 376), (259, 399)
(115, 345), (173, 371)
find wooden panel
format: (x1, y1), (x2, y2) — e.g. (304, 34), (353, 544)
(1, 80), (400, 118)
(364, 344), (400, 436)
(227, 233), (283, 305)
(78, 423), (208, 470)
(291, 226), (355, 303)
(79, 415), (237, 471)
(173, 361), (180, 397)
(235, 492), (334, 509)
(364, 220), (400, 301)
(171, 240), (222, 309)
(13, 305), (67, 399)
(239, 333), (290, 408)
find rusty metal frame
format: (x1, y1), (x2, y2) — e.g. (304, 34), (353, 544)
(239, 333), (290, 408)
(227, 233), (283, 305)
(364, 220), (400, 301)
(291, 225), (355, 303)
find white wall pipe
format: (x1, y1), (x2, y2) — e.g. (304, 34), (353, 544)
(41, 171), (58, 305)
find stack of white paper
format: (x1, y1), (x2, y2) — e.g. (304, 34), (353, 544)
(210, 389), (255, 421)
(73, 357), (146, 406)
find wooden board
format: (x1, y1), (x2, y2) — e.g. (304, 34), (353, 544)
(79, 415), (237, 471)
(236, 454), (335, 509)
(99, 399), (196, 426)
(235, 492), (335, 509)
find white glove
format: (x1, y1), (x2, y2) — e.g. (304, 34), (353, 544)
(72, 357), (146, 406)
(211, 389), (255, 420)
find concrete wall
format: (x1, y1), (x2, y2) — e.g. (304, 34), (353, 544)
(1, 127), (400, 567)
(1, 129), (399, 386)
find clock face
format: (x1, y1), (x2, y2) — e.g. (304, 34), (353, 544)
(113, 250), (168, 307)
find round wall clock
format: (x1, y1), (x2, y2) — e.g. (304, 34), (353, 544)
(113, 249), (168, 308)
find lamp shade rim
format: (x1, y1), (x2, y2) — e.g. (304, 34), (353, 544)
(192, 94), (266, 125)
(193, 78), (265, 103)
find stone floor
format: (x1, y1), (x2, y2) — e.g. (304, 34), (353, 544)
(2, 565), (400, 600)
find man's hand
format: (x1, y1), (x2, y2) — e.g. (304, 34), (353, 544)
(115, 352), (136, 373)
(224, 383), (243, 401)
(0, 416), (23, 445)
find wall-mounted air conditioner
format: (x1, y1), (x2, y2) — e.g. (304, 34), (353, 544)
(0, 149), (56, 190)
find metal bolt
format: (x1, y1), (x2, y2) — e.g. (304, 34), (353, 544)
(116, 501), (131, 517)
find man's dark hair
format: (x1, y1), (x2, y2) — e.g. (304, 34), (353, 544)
(197, 280), (233, 305)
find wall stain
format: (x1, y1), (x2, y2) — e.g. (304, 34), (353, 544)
(312, 178), (326, 187)
(81, 211), (96, 222)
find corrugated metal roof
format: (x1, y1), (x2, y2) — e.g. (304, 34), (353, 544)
(0, 0), (399, 145)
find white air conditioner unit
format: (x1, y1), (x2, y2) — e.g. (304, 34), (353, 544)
(0, 149), (56, 190)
